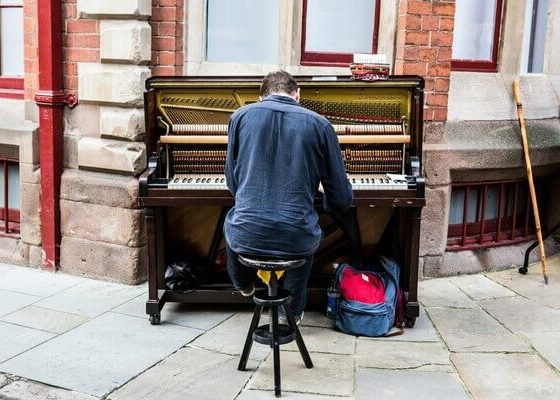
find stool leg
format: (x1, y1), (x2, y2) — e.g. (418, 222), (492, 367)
(283, 305), (313, 369)
(271, 303), (281, 397)
(238, 304), (263, 371)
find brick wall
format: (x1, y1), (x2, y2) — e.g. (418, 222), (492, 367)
(62, 0), (99, 92)
(151, 0), (184, 76)
(395, 0), (455, 122)
(23, 0), (38, 100)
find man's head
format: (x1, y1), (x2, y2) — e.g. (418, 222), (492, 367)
(260, 70), (300, 101)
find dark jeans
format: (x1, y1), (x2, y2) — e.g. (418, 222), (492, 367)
(226, 244), (313, 317)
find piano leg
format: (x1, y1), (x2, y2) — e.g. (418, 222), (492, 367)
(146, 206), (166, 325)
(404, 207), (421, 327)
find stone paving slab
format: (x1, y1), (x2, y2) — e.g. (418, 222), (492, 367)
(34, 280), (146, 318)
(0, 306), (89, 334)
(108, 346), (251, 400)
(0, 268), (81, 298)
(355, 368), (470, 400)
(451, 353), (560, 400)
(523, 330), (560, 371)
(236, 389), (352, 399)
(247, 352), (354, 397)
(426, 307), (531, 352)
(0, 380), (98, 400)
(0, 289), (41, 317)
(419, 279), (477, 308)
(191, 312), (270, 363)
(479, 296), (560, 333)
(450, 274), (516, 300)
(0, 312), (202, 397)
(0, 321), (55, 363)
(300, 311), (336, 328)
(364, 307), (439, 342)
(355, 340), (452, 372)
(283, 326), (355, 354)
(113, 294), (236, 330)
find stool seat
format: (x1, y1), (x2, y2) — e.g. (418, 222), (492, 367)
(238, 254), (306, 271)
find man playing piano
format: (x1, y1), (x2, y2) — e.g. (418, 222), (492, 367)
(224, 70), (353, 323)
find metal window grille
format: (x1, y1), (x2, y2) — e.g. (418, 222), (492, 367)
(447, 179), (538, 251)
(0, 158), (20, 236)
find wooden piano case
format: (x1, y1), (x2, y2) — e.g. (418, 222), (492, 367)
(139, 76), (425, 327)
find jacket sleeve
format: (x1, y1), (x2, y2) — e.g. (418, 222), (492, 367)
(320, 123), (353, 213)
(225, 117), (238, 195)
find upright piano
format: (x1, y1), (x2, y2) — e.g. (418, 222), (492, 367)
(139, 75), (425, 326)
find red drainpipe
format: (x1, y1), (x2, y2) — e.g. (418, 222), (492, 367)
(34, 0), (76, 271)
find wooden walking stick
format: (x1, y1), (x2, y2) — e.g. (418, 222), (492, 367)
(513, 80), (548, 284)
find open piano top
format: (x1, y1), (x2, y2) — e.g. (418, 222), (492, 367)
(140, 75), (425, 208)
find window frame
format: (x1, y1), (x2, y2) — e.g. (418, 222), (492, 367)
(451, 0), (503, 73)
(300, 0), (381, 67)
(446, 179), (537, 251)
(0, 2), (24, 99)
(0, 157), (20, 237)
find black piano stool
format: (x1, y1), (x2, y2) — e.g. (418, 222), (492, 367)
(237, 255), (313, 398)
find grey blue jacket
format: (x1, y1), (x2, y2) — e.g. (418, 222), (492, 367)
(224, 94), (353, 257)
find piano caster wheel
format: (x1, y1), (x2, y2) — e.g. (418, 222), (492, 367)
(518, 266), (528, 275)
(149, 314), (161, 325)
(404, 317), (415, 328)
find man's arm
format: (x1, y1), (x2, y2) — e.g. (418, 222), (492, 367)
(320, 123), (353, 213)
(225, 118), (238, 195)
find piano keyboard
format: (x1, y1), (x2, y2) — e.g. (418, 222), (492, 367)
(168, 174), (411, 191)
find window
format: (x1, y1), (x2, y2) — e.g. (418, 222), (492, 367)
(520, 0), (549, 73)
(0, 0), (23, 98)
(0, 158), (20, 237)
(186, 0), (392, 76)
(447, 179), (537, 251)
(451, 0), (503, 72)
(206, 0), (280, 64)
(301, 0), (380, 66)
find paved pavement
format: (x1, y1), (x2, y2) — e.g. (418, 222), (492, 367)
(1, 256), (560, 399)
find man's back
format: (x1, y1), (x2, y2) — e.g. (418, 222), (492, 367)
(224, 94), (352, 257)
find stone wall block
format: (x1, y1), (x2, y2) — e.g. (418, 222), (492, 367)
(78, 63), (150, 107)
(64, 104), (100, 138)
(0, 121), (39, 164)
(0, 237), (29, 266)
(419, 185), (450, 257)
(60, 236), (147, 284)
(61, 200), (145, 247)
(19, 162), (39, 184)
(28, 244), (44, 268)
(61, 169), (139, 209)
(100, 21), (151, 64)
(64, 134), (79, 169)
(19, 182), (41, 246)
(78, 136), (146, 175)
(77, 0), (151, 19)
(100, 106), (145, 141)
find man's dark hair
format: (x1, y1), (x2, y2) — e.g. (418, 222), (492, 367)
(260, 70), (298, 97)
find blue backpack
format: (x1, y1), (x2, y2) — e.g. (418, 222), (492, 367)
(333, 256), (404, 337)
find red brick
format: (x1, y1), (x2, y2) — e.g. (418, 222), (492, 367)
(154, 0), (178, 5)
(394, 60), (405, 75)
(65, 76), (78, 91)
(64, 62), (78, 76)
(152, 65), (176, 76)
(152, 37), (176, 51)
(157, 22), (177, 36)
(62, 4), (77, 18)
(424, 77), (435, 92)
(440, 17), (454, 31)
(432, 107), (448, 121)
(427, 63), (451, 77)
(66, 19), (98, 34)
(152, 7), (177, 22)
(158, 51), (176, 65)
(421, 16), (439, 31)
(437, 47), (452, 63)
(426, 93), (448, 107)
(65, 34), (100, 48)
(405, 32), (429, 46)
(435, 78), (450, 92)
(419, 48), (437, 62)
(408, 1), (432, 15)
(404, 46), (419, 61)
(432, 2), (455, 16)
(64, 48), (99, 62)
(403, 62), (427, 75)
(405, 15), (421, 30)
(430, 31), (453, 47)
